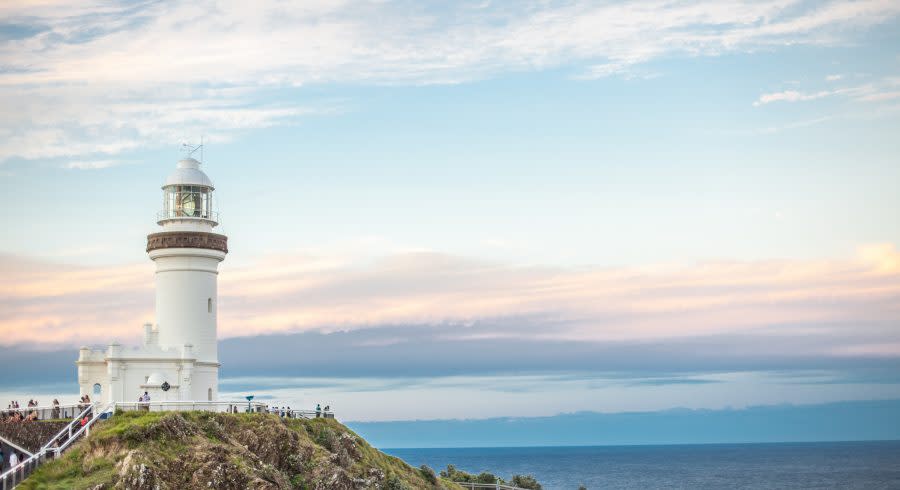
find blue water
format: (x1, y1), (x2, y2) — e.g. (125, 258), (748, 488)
(385, 441), (900, 489)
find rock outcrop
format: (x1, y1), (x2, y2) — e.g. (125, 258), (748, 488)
(19, 411), (462, 490)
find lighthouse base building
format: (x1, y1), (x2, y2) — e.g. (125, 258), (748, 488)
(77, 156), (227, 404)
(76, 329), (220, 404)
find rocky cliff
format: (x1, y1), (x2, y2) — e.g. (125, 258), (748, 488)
(21, 411), (462, 490)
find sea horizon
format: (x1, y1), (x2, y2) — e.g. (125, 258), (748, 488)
(386, 440), (900, 489)
(381, 438), (900, 450)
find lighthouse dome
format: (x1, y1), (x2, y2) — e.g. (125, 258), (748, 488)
(164, 158), (214, 189)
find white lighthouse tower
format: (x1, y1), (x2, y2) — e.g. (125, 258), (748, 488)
(148, 157), (227, 369)
(77, 155), (228, 403)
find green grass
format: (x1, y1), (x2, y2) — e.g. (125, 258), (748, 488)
(22, 411), (465, 489)
(17, 447), (117, 490)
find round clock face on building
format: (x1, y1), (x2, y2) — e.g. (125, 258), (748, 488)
(181, 195), (196, 216)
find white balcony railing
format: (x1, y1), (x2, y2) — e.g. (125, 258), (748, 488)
(112, 401), (334, 419)
(1, 404), (87, 421)
(156, 209), (219, 224)
(113, 400), (266, 414)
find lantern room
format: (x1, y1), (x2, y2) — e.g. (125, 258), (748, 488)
(157, 157), (218, 226)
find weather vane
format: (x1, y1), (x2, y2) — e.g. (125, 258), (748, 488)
(180, 136), (204, 162)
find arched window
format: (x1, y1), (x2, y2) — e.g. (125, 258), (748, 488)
(207, 388), (213, 401)
(208, 298), (212, 313)
(92, 383), (102, 396)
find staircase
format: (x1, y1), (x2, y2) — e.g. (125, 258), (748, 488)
(0, 403), (108, 489)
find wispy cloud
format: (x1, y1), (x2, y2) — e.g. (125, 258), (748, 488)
(754, 89), (839, 106)
(2, 0), (899, 163)
(856, 90), (900, 102)
(64, 159), (126, 170)
(1, 244), (898, 363)
(754, 76), (900, 106)
(756, 115), (834, 134)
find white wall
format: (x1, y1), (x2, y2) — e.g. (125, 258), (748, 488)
(79, 351), (220, 403)
(192, 365), (219, 401)
(77, 359), (108, 402)
(149, 248), (225, 365)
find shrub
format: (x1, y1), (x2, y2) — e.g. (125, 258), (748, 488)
(475, 471), (500, 484)
(510, 474), (543, 490)
(440, 464), (516, 487)
(440, 464), (471, 482)
(313, 426), (337, 451)
(386, 474), (412, 490)
(419, 465), (438, 485)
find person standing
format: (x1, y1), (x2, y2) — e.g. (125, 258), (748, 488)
(0, 447), (5, 472)
(9, 450), (18, 473)
(16, 452), (25, 480)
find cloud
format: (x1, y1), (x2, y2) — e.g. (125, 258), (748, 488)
(1, 243), (898, 370)
(754, 76), (900, 106)
(754, 89), (837, 106)
(64, 159), (126, 170)
(2, 0), (899, 163)
(0, 87), (331, 162)
(856, 90), (900, 102)
(756, 115), (834, 133)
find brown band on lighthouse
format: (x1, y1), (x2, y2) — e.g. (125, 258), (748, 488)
(147, 232), (228, 253)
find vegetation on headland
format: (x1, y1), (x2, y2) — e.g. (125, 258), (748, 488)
(439, 464), (543, 489)
(20, 410), (466, 489)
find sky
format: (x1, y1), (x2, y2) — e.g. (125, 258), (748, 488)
(0, 0), (899, 431)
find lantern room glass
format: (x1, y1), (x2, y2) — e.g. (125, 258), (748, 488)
(163, 185), (212, 219)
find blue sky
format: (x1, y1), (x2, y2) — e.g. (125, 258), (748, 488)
(1, 0), (899, 426)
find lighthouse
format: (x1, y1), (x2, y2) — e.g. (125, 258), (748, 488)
(77, 155), (227, 403)
(148, 157), (227, 369)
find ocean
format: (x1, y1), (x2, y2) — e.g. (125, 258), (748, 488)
(385, 441), (900, 489)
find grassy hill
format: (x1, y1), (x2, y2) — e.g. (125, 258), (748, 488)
(21, 411), (463, 489)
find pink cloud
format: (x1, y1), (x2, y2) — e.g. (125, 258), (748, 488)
(0, 244), (898, 351)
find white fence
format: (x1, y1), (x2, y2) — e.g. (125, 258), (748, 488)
(2, 404), (87, 421)
(270, 407), (335, 419)
(112, 400), (268, 414)
(113, 401), (334, 419)
(455, 484), (530, 490)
